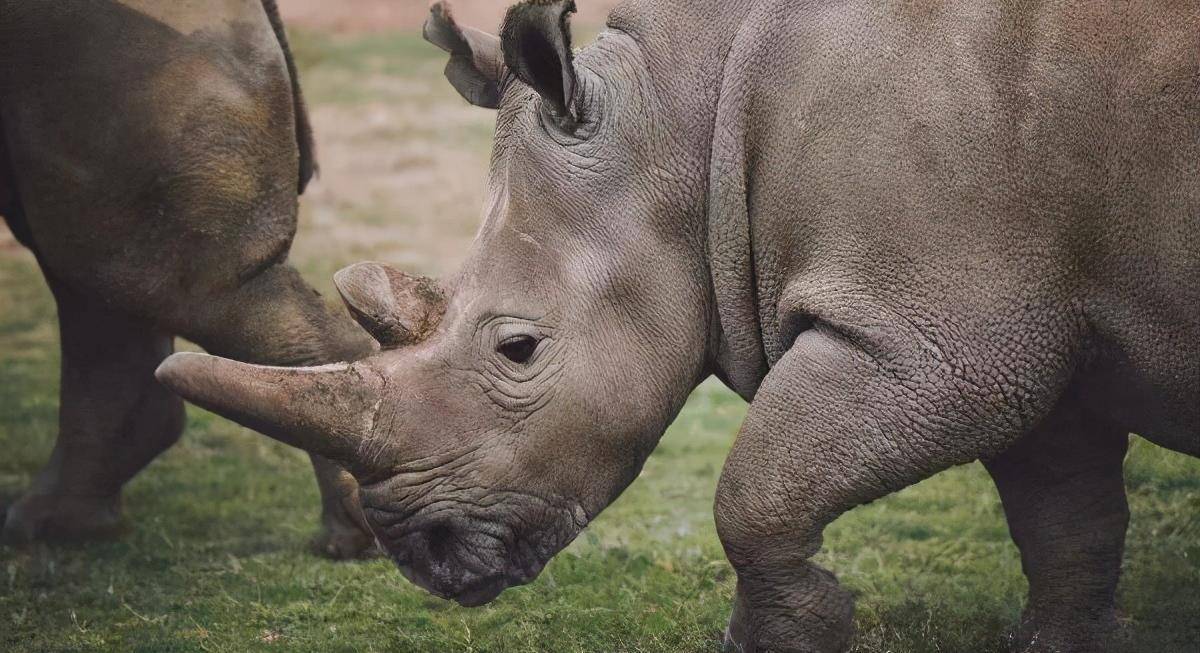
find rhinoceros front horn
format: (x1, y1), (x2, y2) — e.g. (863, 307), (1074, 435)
(334, 262), (446, 350)
(154, 353), (383, 465)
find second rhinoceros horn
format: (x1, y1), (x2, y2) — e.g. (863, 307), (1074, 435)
(334, 262), (446, 349)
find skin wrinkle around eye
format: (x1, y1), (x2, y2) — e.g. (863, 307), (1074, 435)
(439, 359), (552, 429)
(490, 339), (564, 381)
(486, 381), (560, 418)
(449, 315), (565, 416)
(364, 476), (484, 526)
(387, 443), (484, 477)
(482, 368), (559, 401)
(383, 454), (480, 499)
(481, 360), (563, 415)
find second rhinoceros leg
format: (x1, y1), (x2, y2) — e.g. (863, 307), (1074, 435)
(308, 453), (375, 559)
(983, 394), (1129, 653)
(174, 262), (378, 559)
(2, 274), (183, 543)
(714, 321), (1077, 653)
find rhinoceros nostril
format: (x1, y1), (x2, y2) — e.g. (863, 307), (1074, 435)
(425, 524), (456, 564)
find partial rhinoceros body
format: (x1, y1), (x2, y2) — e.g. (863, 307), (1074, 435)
(0, 0), (378, 558)
(157, 1), (1199, 651)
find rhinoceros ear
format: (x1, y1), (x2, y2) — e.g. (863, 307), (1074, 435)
(424, 1), (505, 109)
(334, 262), (446, 350)
(501, 0), (578, 120)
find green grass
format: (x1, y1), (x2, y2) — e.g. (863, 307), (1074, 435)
(3, 258), (1199, 653)
(3, 27), (1199, 653)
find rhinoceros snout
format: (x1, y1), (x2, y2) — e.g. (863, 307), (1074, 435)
(362, 487), (587, 605)
(383, 519), (533, 607)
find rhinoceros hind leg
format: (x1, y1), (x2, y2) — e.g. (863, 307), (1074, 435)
(984, 391), (1130, 653)
(172, 262), (378, 560)
(308, 454), (381, 559)
(2, 274), (182, 545)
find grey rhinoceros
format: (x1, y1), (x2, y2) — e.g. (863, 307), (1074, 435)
(156, 0), (1199, 650)
(0, 0), (377, 557)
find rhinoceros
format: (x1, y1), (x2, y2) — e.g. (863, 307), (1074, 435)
(155, 0), (1199, 650)
(0, 0), (378, 558)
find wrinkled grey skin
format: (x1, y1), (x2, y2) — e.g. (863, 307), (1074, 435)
(156, 1), (1199, 651)
(0, 0), (377, 558)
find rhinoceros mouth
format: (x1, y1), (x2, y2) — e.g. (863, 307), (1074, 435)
(380, 517), (550, 606)
(362, 490), (589, 606)
(392, 558), (519, 607)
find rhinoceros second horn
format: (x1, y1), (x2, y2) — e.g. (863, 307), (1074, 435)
(334, 262), (446, 350)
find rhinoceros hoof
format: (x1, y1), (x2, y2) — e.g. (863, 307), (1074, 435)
(723, 564), (854, 653)
(722, 621), (755, 653)
(722, 612), (853, 653)
(1, 492), (125, 545)
(1009, 630), (1109, 653)
(311, 520), (382, 560)
(1007, 608), (1124, 653)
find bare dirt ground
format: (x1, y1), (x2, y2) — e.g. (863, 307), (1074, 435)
(285, 31), (501, 286)
(278, 0), (620, 33)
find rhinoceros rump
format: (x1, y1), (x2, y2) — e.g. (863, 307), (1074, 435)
(0, 0), (378, 558)
(157, 1), (1199, 651)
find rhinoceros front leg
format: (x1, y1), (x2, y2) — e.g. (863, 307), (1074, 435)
(983, 392), (1130, 653)
(3, 274), (183, 544)
(715, 321), (1076, 653)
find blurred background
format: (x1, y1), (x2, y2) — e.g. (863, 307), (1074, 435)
(0, 2), (1196, 651)
(270, 0), (621, 287)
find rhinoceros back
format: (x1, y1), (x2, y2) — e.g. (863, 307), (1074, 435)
(0, 0), (304, 314)
(715, 0), (1198, 450)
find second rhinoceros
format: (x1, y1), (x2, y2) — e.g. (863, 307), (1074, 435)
(156, 1), (1199, 651)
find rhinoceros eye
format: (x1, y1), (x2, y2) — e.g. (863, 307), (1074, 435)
(497, 335), (539, 364)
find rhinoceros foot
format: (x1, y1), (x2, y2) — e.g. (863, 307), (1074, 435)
(310, 503), (382, 561)
(1006, 606), (1126, 653)
(1, 491), (125, 545)
(722, 563), (854, 653)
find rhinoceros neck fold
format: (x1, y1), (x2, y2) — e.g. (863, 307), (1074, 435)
(598, 1), (767, 398)
(698, 5), (772, 400)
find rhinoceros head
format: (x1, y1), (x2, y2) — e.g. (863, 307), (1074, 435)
(156, 0), (711, 606)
